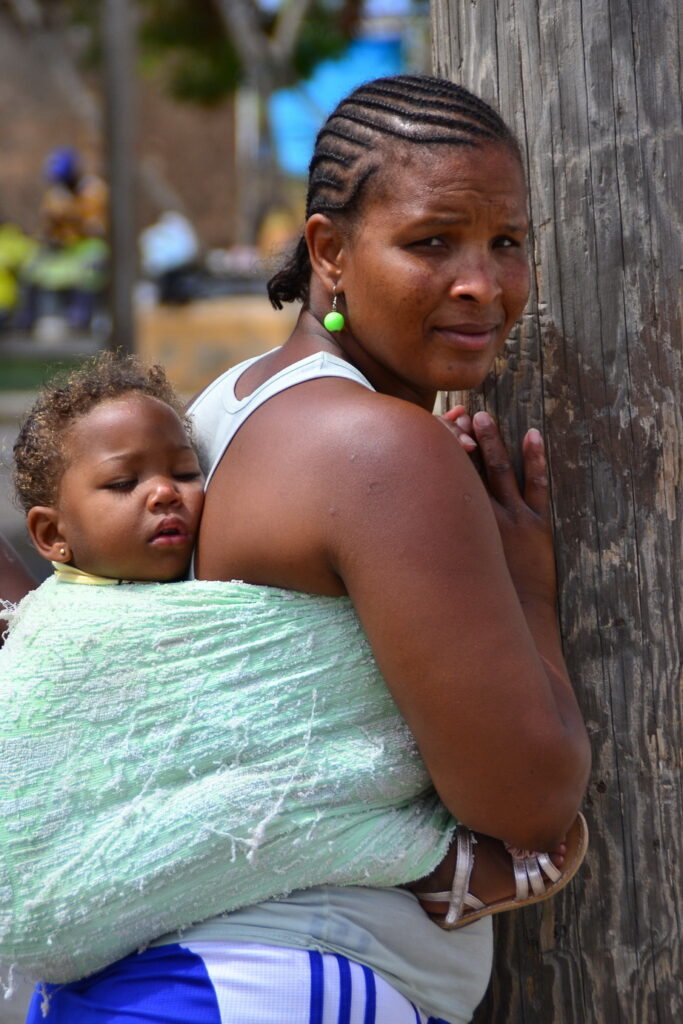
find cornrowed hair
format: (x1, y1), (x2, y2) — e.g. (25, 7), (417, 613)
(13, 350), (192, 513)
(267, 74), (521, 309)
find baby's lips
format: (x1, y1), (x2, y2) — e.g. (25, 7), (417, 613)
(150, 516), (190, 542)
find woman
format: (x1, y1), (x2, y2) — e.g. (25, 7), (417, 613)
(16, 74), (589, 1023)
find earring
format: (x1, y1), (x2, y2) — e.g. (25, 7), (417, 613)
(323, 290), (345, 332)
(59, 547), (66, 558)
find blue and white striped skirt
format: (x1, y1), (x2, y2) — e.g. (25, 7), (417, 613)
(26, 942), (452, 1023)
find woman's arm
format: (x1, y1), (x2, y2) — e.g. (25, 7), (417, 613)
(334, 401), (590, 850)
(198, 381), (590, 852)
(439, 406), (583, 756)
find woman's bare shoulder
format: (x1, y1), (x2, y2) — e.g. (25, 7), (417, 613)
(259, 376), (469, 476)
(301, 384), (489, 517)
(198, 378), (487, 592)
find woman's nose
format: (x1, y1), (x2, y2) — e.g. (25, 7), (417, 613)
(449, 252), (502, 304)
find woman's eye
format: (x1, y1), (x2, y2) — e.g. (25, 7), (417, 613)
(494, 235), (521, 249)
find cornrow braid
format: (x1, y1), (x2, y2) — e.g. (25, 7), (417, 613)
(267, 74), (521, 309)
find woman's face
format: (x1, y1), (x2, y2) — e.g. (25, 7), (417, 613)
(336, 140), (530, 406)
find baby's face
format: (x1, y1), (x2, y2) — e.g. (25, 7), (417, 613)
(55, 394), (204, 581)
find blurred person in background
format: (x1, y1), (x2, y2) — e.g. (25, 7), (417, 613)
(0, 221), (36, 329)
(17, 147), (109, 333)
(139, 210), (200, 305)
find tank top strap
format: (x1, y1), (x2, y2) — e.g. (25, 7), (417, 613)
(187, 350), (375, 488)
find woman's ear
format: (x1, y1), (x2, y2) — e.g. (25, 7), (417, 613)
(305, 213), (345, 292)
(26, 507), (70, 563)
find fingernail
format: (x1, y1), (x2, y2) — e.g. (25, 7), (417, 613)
(528, 428), (543, 444)
(473, 411), (492, 427)
(459, 435), (477, 450)
(456, 415), (470, 430)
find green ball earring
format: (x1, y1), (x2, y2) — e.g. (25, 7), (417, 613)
(323, 291), (345, 332)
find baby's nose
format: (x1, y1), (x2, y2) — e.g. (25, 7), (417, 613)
(149, 480), (180, 506)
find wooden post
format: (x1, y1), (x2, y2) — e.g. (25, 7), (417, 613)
(432, 1), (682, 1020)
(103, 0), (136, 353)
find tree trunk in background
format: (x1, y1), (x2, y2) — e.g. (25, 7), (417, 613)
(103, 0), (136, 352)
(431, 1), (682, 1021)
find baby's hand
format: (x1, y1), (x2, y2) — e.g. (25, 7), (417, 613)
(439, 404), (477, 453)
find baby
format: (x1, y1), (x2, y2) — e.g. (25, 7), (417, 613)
(14, 351), (204, 585)
(1, 352), (586, 987)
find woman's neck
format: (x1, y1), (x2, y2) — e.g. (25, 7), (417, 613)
(287, 309), (439, 411)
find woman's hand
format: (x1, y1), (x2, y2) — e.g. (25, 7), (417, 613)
(470, 411), (557, 608)
(440, 406), (556, 606)
(439, 404), (477, 453)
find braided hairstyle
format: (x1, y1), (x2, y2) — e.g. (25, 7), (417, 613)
(267, 74), (521, 309)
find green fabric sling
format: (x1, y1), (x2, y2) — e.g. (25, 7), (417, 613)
(0, 577), (454, 983)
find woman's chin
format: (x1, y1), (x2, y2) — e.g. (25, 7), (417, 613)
(437, 364), (495, 393)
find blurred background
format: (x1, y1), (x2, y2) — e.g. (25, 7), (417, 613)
(1, 5), (430, 1015)
(2, 4), (432, 1019)
(0, 0), (430, 625)
(0, 7), (429, 1019)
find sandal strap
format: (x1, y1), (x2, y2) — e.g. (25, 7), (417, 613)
(507, 848), (562, 901)
(443, 826), (477, 925)
(417, 888), (484, 914)
(511, 854), (532, 900)
(463, 891), (485, 911)
(536, 851), (562, 884)
(525, 856), (547, 898)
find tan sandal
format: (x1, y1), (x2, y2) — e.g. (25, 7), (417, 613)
(416, 812), (589, 929)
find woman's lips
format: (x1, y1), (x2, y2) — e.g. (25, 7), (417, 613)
(434, 324), (499, 351)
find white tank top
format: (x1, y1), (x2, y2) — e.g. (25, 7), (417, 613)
(187, 349), (375, 487)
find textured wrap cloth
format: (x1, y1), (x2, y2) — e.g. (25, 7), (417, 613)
(0, 577), (454, 983)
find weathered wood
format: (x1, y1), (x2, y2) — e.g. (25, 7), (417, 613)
(432, 1), (682, 1020)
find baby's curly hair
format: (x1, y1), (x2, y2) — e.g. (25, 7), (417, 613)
(13, 350), (190, 513)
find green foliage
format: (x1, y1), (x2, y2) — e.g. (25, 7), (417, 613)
(34, 0), (363, 106)
(141, 0), (363, 105)
(137, 0), (359, 104)
(138, 0), (241, 105)
(292, 2), (359, 81)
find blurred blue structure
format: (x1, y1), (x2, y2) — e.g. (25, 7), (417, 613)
(270, 36), (403, 176)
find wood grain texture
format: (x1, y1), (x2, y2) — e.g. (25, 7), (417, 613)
(432, 2), (682, 1020)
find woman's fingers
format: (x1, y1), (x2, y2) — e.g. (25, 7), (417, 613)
(468, 412), (556, 604)
(471, 414), (551, 520)
(471, 411), (520, 506)
(521, 428), (551, 519)
(439, 405), (477, 452)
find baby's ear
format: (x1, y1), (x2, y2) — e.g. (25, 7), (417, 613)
(26, 507), (70, 563)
